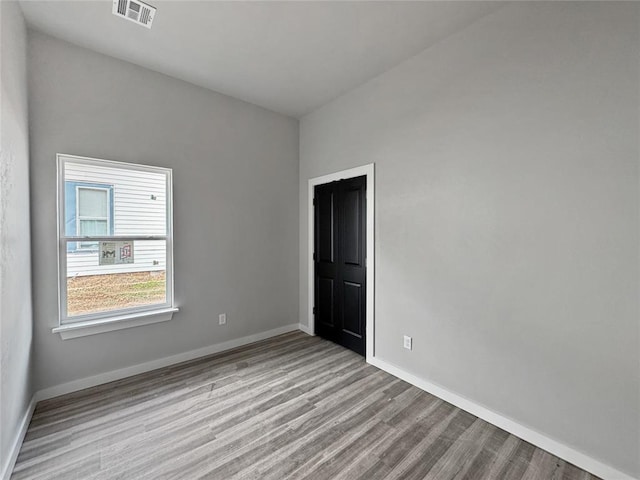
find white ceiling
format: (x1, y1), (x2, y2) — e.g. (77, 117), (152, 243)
(19, 1), (502, 117)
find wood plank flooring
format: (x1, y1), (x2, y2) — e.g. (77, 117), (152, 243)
(12, 332), (601, 480)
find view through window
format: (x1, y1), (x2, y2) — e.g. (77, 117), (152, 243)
(58, 154), (174, 322)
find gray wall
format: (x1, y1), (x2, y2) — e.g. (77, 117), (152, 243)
(0, 1), (33, 476)
(300, 3), (639, 477)
(29, 32), (299, 390)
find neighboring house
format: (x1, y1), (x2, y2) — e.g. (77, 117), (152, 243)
(65, 161), (167, 277)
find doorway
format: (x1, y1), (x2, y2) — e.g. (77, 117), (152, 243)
(313, 175), (367, 356)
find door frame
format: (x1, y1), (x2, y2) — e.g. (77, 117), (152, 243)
(308, 163), (375, 362)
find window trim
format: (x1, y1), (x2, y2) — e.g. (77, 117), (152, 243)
(52, 307), (179, 340)
(56, 153), (177, 338)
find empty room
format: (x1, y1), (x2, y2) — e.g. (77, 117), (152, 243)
(1, 1), (638, 479)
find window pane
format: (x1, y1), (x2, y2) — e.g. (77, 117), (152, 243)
(78, 220), (108, 249)
(65, 161), (166, 236)
(66, 239), (167, 317)
(79, 219), (108, 236)
(78, 188), (108, 218)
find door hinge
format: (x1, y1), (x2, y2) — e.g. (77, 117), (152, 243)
(313, 252), (316, 261)
(313, 306), (316, 315)
(313, 197), (316, 206)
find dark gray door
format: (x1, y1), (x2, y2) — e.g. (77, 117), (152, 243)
(314, 175), (366, 356)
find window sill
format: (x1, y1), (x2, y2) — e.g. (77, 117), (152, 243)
(52, 307), (179, 340)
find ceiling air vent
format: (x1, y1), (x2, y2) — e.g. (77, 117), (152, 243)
(112, 0), (156, 29)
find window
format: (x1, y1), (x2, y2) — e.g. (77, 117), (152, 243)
(77, 187), (109, 247)
(55, 154), (176, 339)
(65, 183), (114, 251)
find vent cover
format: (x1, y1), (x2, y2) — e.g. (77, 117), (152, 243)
(112, 0), (156, 29)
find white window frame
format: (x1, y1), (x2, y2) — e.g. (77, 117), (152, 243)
(54, 153), (177, 339)
(76, 185), (111, 250)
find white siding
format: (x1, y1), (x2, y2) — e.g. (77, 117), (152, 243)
(65, 162), (167, 276)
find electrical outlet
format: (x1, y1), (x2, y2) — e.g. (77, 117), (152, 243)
(403, 335), (412, 350)
(218, 313), (227, 325)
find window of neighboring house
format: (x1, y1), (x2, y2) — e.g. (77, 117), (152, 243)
(65, 183), (114, 251)
(55, 154), (177, 339)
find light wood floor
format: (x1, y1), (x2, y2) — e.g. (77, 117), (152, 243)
(12, 332), (600, 480)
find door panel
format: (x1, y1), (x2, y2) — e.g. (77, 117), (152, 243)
(318, 278), (334, 327)
(314, 176), (366, 356)
(343, 188), (360, 266)
(317, 190), (335, 263)
(342, 281), (362, 337)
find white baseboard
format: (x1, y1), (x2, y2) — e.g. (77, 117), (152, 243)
(12, 327), (632, 480)
(37, 323), (300, 401)
(1, 394), (37, 480)
(298, 323), (313, 335)
(368, 357), (636, 480)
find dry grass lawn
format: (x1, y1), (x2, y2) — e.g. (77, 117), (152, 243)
(67, 271), (166, 316)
